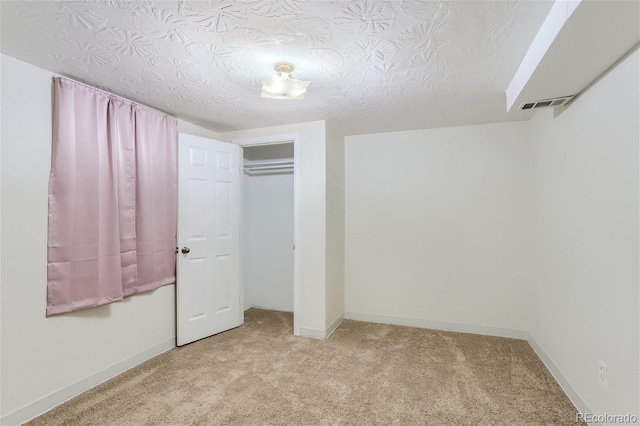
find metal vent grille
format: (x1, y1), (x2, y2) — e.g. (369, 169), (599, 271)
(519, 96), (573, 111)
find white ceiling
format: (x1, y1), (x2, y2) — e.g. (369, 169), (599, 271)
(0, 0), (553, 135)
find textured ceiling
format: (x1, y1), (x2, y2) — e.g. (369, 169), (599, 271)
(0, 1), (553, 135)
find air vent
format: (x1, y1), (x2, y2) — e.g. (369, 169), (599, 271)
(519, 96), (573, 111)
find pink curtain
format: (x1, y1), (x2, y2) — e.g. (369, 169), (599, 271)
(47, 77), (177, 316)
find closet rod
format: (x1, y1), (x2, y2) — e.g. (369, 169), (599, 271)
(244, 169), (293, 176)
(245, 164), (293, 171)
(243, 159), (293, 166)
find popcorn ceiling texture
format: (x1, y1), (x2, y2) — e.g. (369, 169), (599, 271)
(0, 1), (552, 134)
(26, 308), (582, 425)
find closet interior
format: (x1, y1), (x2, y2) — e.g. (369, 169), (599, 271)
(242, 143), (294, 314)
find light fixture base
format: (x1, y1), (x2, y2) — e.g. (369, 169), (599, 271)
(273, 62), (295, 74)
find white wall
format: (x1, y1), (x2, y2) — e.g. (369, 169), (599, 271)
(325, 124), (345, 331)
(528, 49), (639, 417)
(0, 54), (221, 425)
(345, 122), (532, 332)
(243, 173), (294, 312)
(221, 121), (327, 336)
(343, 48), (639, 418)
(178, 119), (221, 140)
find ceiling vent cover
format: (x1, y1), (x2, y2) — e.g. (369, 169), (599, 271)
(519, 96), (573, 111)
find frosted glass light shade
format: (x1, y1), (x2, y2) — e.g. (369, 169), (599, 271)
(261, 77), (310, 99)
(261, 62), (310, 99)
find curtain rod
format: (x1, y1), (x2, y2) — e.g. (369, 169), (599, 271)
(55, 75), (175, 118)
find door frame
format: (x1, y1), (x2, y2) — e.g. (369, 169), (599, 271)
(232, 133), (301, 336)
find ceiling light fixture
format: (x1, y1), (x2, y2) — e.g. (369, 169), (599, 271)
(261, 62), (310, 100)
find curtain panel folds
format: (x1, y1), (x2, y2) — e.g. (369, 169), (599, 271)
(47, 77), (177, 316)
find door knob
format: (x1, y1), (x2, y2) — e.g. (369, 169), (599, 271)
(181, 247), (190, 254)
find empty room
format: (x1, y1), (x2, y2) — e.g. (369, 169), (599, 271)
(1, 1), (638, 425)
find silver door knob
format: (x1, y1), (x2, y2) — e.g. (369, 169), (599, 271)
(181, 247), (190, 254)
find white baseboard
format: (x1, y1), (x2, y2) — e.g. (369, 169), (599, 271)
(325, 313), (344, 338)
(249, 306), (337, 340)
(299, 326), (326, 339)
(299, 314), (345, 340)
(344, 311), (529, 340)
(526, 333), (592, 421)
(1, 338), (175, 426)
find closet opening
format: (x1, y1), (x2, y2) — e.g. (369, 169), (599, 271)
(241, 141), (297, 333)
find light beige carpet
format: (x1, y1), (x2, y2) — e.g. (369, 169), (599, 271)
(27, 308), (582, 425)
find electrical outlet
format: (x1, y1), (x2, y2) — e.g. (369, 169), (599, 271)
(598, 360), (608, 388)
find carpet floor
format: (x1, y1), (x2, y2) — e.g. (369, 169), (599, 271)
(27, 308), (581, 425)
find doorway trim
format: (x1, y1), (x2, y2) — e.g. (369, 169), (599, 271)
(232, 133), (301, 336)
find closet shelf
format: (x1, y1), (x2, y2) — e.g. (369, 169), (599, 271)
(243, 159), (294, 176)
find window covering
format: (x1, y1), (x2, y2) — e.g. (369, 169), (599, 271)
(47, 77), (177, 315)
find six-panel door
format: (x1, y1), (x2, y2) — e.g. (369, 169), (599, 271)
(177, 133), (242, 346)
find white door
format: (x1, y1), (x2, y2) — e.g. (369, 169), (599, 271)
(177, 133), (242, 346)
